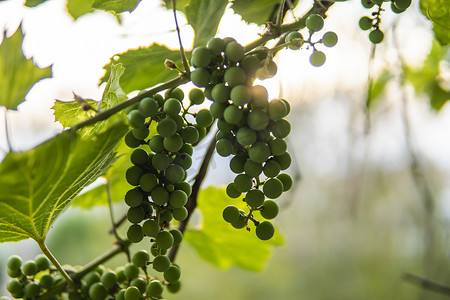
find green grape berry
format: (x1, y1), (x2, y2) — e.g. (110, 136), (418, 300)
(225, 41), (245, 61)
(151, 186), (170, 205)
(306, 14), (324, 32)
(226, 183), (242, 198)
(142, 219), (160, 237)
(24, 282), (41, 298)
(181, 126), (199, 144)
(164, 265), (181, 283)
(285, 31), (304, 50)
(260, 199), (279, 219)
(189, 88), (205, 105)
(146, 280), (164, 298)
(152, 255), (171, 272)
(166, 88), (184, 101)
(224, 67), (247, 87)
(268, 98), (288, 120)
(245, 189), (265, 208)
(170, 229), (183, 246)
(39, 274), (54, 289)
(234, 174), (253, 193)
(89, 283), (107, 300)
(247, 109), (269, 131)
(223, 205), (240, 223)
(230, 85), (252, 107)
(127, 207), (145, 224)
(157, 117), (177, 137)
(132, 250), (150, 267)
(163, 98), (182, 116)
(248, 142), (271, 164)
(230, 155), (246, 173)
(7, 280), (23, 298)
(196, 109), (213, 127)
(322, 31), (338, 47)
(268, 138), (287, 156)
(275, 152), (292, 170)
(149, 135), (165, 152)
(22, 260), (37, 276)
(100, 271), (117, 289)
(34, 254), (50, 271)
(191, 67), (211, 87)
(156, 230), (174, 250)
(7, 255), (22, 271)
(236, 127), (257, 146)
(126, 165), (144, 186)
(138, 97), (159, 117)
(263, 159), (281, 178)
(191, 46), (212, 67)
(244, 160), (263, 177)
(216, 138), (234, 157)
(310, 50), (326, 67)
(127, 110), (145, 128)
(361, 0), (375, 8)
(124, 263), (140, 279)
(271, 119), (291, 138)
(169, 190), (188, 208)
(207, 37), (225, 55)
(127, 224), (144, 243)
(255, 221), (275, 240)
(124, 286), (141, 300)
(165, 164), (186, 183)
(277, 173), (293, 191)
(130, 278), (147, 294)
(132, 127), (149, 140)
(173, 207), (188, 221)
(369, 29), (384, 44)
(130, 148), (148, 166)
(359, 16), (373, 31)
(163, 134), (184, 152)
(263, 178), (284, 199)
(251, 85), (269, 108)
(223, 105), (244, 125)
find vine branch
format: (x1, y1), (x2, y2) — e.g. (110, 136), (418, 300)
(172, 0), (190, 74)
(403, 273), (450, 296)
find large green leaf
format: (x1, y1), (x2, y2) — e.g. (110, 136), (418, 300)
(100, 44), (184, 93)
(420, 0), (450, 45)
(231, 0), (300, 25)
(67, 0), (140, 20)
(185, 187), (283, 272)
(101, 63), (127, 106)
(0, 26), (52, 110)
(0, 122), (128, 243)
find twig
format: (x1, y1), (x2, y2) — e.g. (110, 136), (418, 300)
(276, 0), (287, 28)
(403, 273), (450, 296)
(168, 132), (217, 262)
(172, 0), (190, 74)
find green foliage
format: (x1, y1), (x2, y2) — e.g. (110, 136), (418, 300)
(25, 0), (47, 7)
(101, 44), (184, 93)
(0, 122), (127, 243)
(231, 0), (299, 25)
(101, 63), (127, 106)
(185, 187), (283, 271)
(420, 0), (450, 45)
(67, 0), (141, 20)
(0, 25), (52, 110)
(366, 70), (393, 109)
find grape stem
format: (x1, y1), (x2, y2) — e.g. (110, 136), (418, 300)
(172, 0), (190, 74)
(403, 273), (450, 296)
(168, 131), (217, 262)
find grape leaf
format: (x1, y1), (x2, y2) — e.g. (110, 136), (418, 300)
(185, 187), (283, 272)
(67, 0), (140, 20)
(231, 0), (299, 25)
(0, 122), (128, 243)
(25, 0), (48, 7)
(0, 25), (52, 110)
(100, 43), (185, 93)
(67, 0), (95, 20)
(101, 63), (127, 106)
(420, 0), (450, 45)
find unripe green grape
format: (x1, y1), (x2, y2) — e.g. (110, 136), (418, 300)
(130, 278), (147, 294)
(234, 174), (253, 192)
(84, 271), (101, 286)
(210, 101), (227, 118)
(225, 41), (245, 61)
(217, 118), (235, 132)
(7, 280), (22, 297)
(151, 186), (169, 205)
(172, 114), (185, 131)
(244, 160), (263, 177)
(371, 0), (383, 5)
(271, 119), (291, 138)
(231, 214), (247, 229)
(245, 189), (265, 208)
(165, 164), (186, 183)
(241, 55), (260, 76)
(146, 280), (164, 298)
(164, 134), (184, 152)
(230, 85), (252, 107)
(248, 142), (271, 164)
(275, 152), (292, 170)
(152, 255), (171, 272)
(226, 183), (242, 198)
(156, 231), (174, 250)
(149, 135), (165, 152)
(223, 205), (240, 223)
(160, 209), (174, 224)
(151, 153), (170, 171)
(164, 265), (181, 283)
(34, 254), (50, 271)
(285, 31), (304, 50)
(189, 88), (205, 105)
(115, 289), (126, 300)
(24, 282), (41, 298)
(167, 87), (184, 101)
(191, 67), (211, 87)
(22, 260), (37, 276)
(138, 97), (159, 117)
(263, 178), (284, 199)
(361, 0), (375, 8)
(390, 1), (404, 13)
(39, 274), (54, 289)
(127, 110), (145, 128)
(256, 59), (277, 79)
(89, 282), (107, 300)
(359, 16), (373, 31)
(142, 219), (160, 237)
(253, 45), (269, 60)
(268, 138), (287, 156)
(223, 105), (244, 124)
(268, 98), (288, 120)
(7, 268), (20, 278)
(115, 267), (127, 283)
(130, 148), (148, 166)
(310, 50), (326, 67)
(154, 93), (164, 106)
(139, 173), (158, 193)
(100, 270), (117, 289)
(132, 126), (149, 140)
(124, 286), (140, 300)
(127, 206), (145, 224)
(306, 14), (324, 32)
(181, 126), (199, 143)
(256, 221), (275, 240)
(167, 281), (181, 294)
(163, 98), (181, 116)
(180, 143), (194, 156)
(170, 229), (183, 246)
(277, 173), (293, 191)
(211, 83), (230, 103)
(191, 46), (212, 67)
(142, 201), (154, 215)
(224, 67), (247, 87)
(263, 159), (281, 178)
(127, 224), (144, 243)
(169, 190), (188, 208)
(7, 255), (22, 271)
(125, 131), (141, 148)
(131, 250), (150, 268)
(207, 37), (225, 55)
(173, 207), (188, 221)
(230, 155), (246, 173)
(216, 138), (234, 157)
(251, 85), (269, 108)
(196, 109), (213, 127)
(126, 165), (143, 185)
(260, 199), (279, 219)
(236, 127), (257, 146)
(369, 29), (384, 44)
(175, 181), (192, 197)
(173, 153), (192, 170)
(248, 109), (269, 131)
(157, 117), (177, 137)
(322, 31), (338, 47)
(124, 263), (140, 279)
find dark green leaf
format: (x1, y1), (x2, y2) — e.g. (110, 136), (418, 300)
(0, 25), (52, 110)
(93, 0), (141, 14)
(231, 0), (299, 25)
(100, 43), (185, 93)
(420, 0), (450, 45)
(185, 187), (283, 271)
(25, 0), (48, 7)
(0, 122), (128, 243)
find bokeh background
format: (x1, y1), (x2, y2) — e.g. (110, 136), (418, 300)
(1, 0), (450, 299)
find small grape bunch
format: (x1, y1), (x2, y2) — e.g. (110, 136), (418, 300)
(359, 0), (411, 44)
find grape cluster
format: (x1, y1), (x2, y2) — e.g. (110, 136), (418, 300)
(285, 14), (338, 67)
(189, 37), (294, 241)
(4, 250), (180, 299)
(359, 0), (411, 44)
